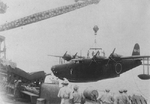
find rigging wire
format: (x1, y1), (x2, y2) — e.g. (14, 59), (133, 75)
(131, 67), (148, 100)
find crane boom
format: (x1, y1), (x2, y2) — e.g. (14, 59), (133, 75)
(0, 0), (100, 32)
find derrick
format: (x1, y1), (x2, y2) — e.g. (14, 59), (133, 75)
(0, 0), (100, 32)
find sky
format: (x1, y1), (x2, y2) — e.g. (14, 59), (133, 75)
(0, 0), (150, 101)
(0, 0), (149, 73)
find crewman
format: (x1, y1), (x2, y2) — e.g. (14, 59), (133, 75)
(131, 94), (147, 104)
(14, 80), (22, 100)
(114, 89), (130, 104)
(123, 89), (131, 103)
(72, 85), (85, 104)
(58, 80), (73, 104)
(99, 89), (114, 104)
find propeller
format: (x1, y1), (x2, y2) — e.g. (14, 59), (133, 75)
(106, 48), (116, 66)
(48, 51), (71, 61)
(62, 51), (73, 61)
(72, 52), (78, 59)
(62, 51), (68, 59)
(88, 51), (99, 66)
(48, 51), (79, 61)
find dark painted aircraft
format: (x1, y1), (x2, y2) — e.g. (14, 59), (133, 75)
(51, 43), (150, 82)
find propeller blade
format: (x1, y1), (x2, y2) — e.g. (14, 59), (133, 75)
(73, 52), (78, 58)
(92, 51), (99, 60)
(112, 48), (116, 55)
(106, 59), (110, 66)
(88, 51), (99, 66)
(88, 61), (92, 66)
(63, 51), (68, 58)
(109, 48), (116, 59)
(106, 48), (116, 66)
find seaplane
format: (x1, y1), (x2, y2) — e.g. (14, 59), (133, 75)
(50, 43), (150, 82)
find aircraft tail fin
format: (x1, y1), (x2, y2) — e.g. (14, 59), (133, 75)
(132, 43), (140, 56)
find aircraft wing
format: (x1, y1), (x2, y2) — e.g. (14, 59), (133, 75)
(69, 55), (150, 63)
(120, 55), (150, 60)
(71, 58), (84, 61)
(71, 57), (108, 62)
(48, 55), (62, 57)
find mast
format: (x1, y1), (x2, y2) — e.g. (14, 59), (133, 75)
(0, 36), (6, 59)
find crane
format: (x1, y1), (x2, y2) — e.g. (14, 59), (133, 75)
(0, 0), (100, 32)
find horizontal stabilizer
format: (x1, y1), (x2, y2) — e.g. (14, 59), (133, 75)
(142, 64), (150, 66)
(120, 56), (150, 60)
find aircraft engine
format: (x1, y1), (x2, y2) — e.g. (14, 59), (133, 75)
(62, 52), (72, 61)
(111, 53), (122, 59)
(62, 55), (72, 61)
(115, 63), (122, 75)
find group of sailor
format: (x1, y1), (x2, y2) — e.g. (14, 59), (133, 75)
(57, 80), (147, 104)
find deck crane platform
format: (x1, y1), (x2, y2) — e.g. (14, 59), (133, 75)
(0, 0), (100, 32)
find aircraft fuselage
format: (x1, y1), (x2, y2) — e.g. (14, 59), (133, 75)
(51, 59), (142, 82)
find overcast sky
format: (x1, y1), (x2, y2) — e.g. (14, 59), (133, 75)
(0, 0), (150, 73)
